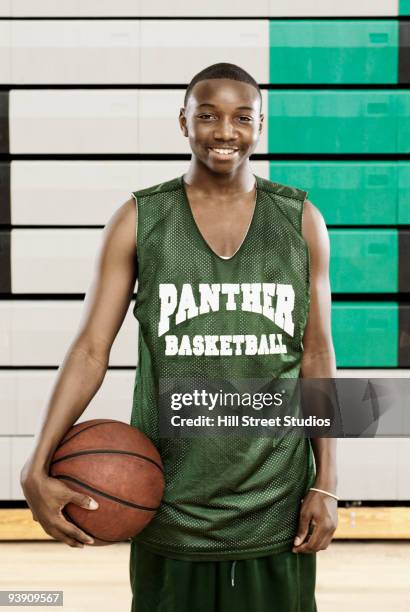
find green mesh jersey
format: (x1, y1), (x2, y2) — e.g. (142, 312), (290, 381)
(129, 174), (316, 561)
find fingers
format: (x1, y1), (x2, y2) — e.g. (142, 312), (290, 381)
(293, 510), (311, 549)
(45, 517), (95, 547)
(69, 493), (99, 511)
(294, 518), (336, 553)
(47, 525), (85, 548)
(59, 520), (95, 547)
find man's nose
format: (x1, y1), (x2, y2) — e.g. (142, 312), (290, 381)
(214, 118), (238, 141)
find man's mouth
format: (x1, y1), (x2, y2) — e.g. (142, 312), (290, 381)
(207, 147), (239, 157)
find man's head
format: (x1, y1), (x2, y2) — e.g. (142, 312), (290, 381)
(179, 63), (263, 175)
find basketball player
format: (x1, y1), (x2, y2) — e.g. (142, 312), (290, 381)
(21, 63), (338, 611)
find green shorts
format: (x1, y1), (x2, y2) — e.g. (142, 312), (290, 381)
(129, 543), (317, 612)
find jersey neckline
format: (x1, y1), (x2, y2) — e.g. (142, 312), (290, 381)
(179, 174), (260, 262)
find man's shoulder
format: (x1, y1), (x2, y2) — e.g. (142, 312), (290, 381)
(131, 176), (182, 199)
(131, 173), (307, 202)
(256, 175), (307, 202)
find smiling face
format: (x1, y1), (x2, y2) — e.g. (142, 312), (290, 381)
(179, 78), (263, 175)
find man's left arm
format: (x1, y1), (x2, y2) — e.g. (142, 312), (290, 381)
(292, 199), (338, 554)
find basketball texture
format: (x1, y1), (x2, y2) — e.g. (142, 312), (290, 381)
(49, 419), (165, 546)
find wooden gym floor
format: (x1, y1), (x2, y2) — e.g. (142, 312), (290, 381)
(0, 541), (409, 611)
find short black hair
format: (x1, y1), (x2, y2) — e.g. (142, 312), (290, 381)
(184, 62), (262, 112)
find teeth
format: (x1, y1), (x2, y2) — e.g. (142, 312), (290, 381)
(210, 148), (237, 155)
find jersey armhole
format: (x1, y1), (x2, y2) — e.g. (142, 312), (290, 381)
(301, 194), (311, 291)
(130, 192), (139, 252)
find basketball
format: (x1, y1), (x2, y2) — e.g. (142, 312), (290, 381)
(49, 419), (165, 546)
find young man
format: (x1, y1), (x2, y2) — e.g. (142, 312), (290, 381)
(21, 63), (338, 611)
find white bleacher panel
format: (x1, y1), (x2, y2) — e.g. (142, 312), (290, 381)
(269, 0), (397, 17)
(0, 438), (11, 499)
(0, 301), (137, 366)
(0, 370), (134, 435)
(11, 0), (142, 17)
(140, 20), (269, 84)
(11, 436), (35, 499)
(138, 90), (195, 154)
(0, 304), (12, 363)
(11, 20), (140, 84)
(0, 21), (11, 82)
(398, 439), (410, 497)
(139, 1), (270, 16)
(337, 438), (398, 500)
(9, 90), (267, 154)
(138, 89), (268, 154)
(0, 0), (11, 17)
(11, 229), (100, 293)
(11, 161), (268, 225)
(7, 0), (399, 17)
(0, 372), (17, 434)
(9, 90), (139, 154)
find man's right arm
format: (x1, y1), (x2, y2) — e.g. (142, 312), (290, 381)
(20, 196), (138, 547)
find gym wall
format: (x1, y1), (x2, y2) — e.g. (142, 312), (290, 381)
(0, 0), (409, 509)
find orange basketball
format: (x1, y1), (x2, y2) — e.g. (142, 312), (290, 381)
(49, 419), (165, 546)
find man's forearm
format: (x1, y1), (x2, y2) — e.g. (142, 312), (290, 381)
(301, 349), (338, 494)
(21, 344), (109, 479)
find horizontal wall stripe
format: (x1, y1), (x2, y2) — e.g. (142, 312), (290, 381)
(0, 228), (407, 295)
(0, 1), (400, 18)
(1, 369), (409, 435)
(0, 20), (405, 85)
(5, 89), (410, 154)
(6, 436), (410, 500)
(7, 89), (268, 154)
(2, 20), (268, 85)
(3, 160), (409, 228)
(0, 301), (406, 368)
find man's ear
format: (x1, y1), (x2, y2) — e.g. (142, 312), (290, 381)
(259, 113), (264, 135)
(179, 108), (188, 137)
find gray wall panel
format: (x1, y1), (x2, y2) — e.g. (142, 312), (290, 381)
(140, 20), (268, 84)
(10, 161), (268, 226)
(10, 20), (140, 84)
(11, 229), (100, 293)
(0, 438), (11, 499)
(0, 301), (138, 366)
(337, 439), (398, 500)
(12, 0), (142, 16)
(0, 21), (11, 83)
(0, 370), (133, 435)
(2, 0), (399, 16)
(10, 91), (140, 154)
(268, 0), (397, 16)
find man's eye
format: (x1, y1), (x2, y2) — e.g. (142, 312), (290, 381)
(198, 114), (214, 119)
(239, 116), (252, 122)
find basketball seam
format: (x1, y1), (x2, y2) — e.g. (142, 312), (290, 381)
(56, 421), (118, 449)
(55, 474), (160, 511)
(50, 449), (164, 474)
(62, 507), (124, 544)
